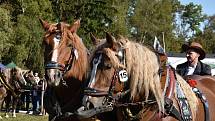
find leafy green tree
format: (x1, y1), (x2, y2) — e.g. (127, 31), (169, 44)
(129, 0), (177, 52)
(177, 2), (206, 39)
(195, 15), (215, 53)
(0, 0), (54, 75)
(50, 0), (129, 47)
(0, 7), (14, 63)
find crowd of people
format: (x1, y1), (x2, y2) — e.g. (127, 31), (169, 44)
(18, 72), (45, 115)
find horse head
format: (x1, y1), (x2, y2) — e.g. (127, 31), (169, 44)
(40, 19), (88, 87)
(9, 67), (27, 89)
(76, 33), (130, 118)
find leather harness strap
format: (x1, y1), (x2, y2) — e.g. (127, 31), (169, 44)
(192, 87), (210, 121)
(157, 53), (184, 121)
(162, 67), (184, 121)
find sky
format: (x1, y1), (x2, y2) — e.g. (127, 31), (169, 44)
(180, 0), (215, 16)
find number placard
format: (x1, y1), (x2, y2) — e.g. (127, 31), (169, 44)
(119, 70), (128, 82)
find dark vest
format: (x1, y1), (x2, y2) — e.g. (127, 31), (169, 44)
(176, 61), (211, 77)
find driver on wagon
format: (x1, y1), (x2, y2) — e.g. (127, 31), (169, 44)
(176, 42), (211, 77)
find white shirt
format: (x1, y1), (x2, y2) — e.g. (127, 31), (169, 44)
(34, 76), (40, 84)
(186, 65), (197, 75)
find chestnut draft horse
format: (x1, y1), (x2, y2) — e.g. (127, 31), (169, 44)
(0, 67), (35, 119)
(75, 33), (215, 121)
(40, 19), (97, 121)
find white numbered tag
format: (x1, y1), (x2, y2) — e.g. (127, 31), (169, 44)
(74, 49), (79, 60)
(119, 70), (128, 82)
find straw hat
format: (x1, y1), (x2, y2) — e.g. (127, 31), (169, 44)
(182, 42), (205, 60)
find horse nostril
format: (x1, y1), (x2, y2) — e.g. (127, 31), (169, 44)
(86, 101), (94, 109)
(57, 71), (62, 78)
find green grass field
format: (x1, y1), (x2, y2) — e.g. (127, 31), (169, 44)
(0, 112), (48, 121)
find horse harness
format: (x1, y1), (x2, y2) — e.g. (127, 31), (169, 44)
(158, 53), (210, 121)
(158, 53), (192, 121)
(81, 48), (168, 120)
(83, 48), (195, 121)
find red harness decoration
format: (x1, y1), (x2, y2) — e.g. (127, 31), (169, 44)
(187, 79), (197, 88)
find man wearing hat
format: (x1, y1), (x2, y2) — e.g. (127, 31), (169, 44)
(176, 42), (211, 77)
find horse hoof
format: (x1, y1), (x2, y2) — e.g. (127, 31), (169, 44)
(5, 115), (9, 118)
(12, 115), (16, 118)
(0, 116), (2, 120)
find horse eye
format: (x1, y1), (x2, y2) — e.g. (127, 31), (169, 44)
(104, 63), (112, 69)
(68, 43), (73, 47)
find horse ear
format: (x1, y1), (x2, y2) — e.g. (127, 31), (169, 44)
(69, 19), (81, 33)
(105, 32), (117, 48)
(90, 33), (100, 45)
(39, 18), (50, 31)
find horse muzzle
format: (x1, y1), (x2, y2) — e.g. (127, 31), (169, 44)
(45, 69), (62, 87)
(45, 62), (65, 87)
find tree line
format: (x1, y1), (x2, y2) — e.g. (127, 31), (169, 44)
(0, 0), (215, 74)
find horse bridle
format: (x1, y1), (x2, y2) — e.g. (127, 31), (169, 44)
(84, 48), (128, 97)
(76, 48), (158, 119)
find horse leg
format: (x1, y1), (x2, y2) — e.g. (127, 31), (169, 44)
(12, 96), (19, 117)
(0, 98), (4, 119)
(0, 87), (7, 119)
(4, 94), (11, 118)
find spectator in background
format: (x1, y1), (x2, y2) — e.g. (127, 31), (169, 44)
(37, 78), (43, 113)
(34, 73), (40, 84)
(32, 72), (40, 114)
(176, 42), (211, 77)
(21, 78), (33, 114)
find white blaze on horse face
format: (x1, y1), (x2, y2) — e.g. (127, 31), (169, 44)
(51, 36), (61, 62)
(88, 54), (102, 88)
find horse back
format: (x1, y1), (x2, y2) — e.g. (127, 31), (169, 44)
(189, 75), (215, 121)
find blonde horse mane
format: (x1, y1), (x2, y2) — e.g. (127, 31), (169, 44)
(93, 34), (199, 118)
(108, 36), (165, 111)
(113, 36), (198, 116)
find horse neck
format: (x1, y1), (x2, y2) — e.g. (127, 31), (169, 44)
(65, 35), (89, 83)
